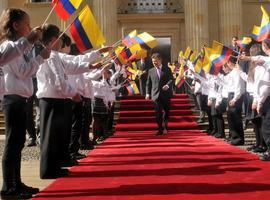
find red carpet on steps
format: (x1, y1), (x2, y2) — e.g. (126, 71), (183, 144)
(33, 94), (270, 200)
(115, 94), (198, 132)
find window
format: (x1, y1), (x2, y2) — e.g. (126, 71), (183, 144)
(118, 0), (183, 14)
(30, 0), (52, 3)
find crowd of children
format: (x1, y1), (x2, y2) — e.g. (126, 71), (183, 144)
(0, 8), (124, 199)
(3, 6), (270, 199)
(185, 37), (270, 163)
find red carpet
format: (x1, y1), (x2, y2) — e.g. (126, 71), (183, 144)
(33, 94), (270, 200)
(115, 94), (198, 131)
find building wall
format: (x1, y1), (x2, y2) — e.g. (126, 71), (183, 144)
(208, 0), (219, 44)
(242, 0), (270, 37)
(2, 0), (269, 60)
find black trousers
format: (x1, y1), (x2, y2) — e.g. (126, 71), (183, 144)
(80, 98), (92, 146)
(26, 95), (36, 140)
(261, 96), (270, 147)
(153, 95), (171, 131)
(201, 94), (213, 131)
(62, 99), (73, 164)
(107, 103), (115, 133)
(211, 99), (225, 136)
(138, 74), (147, 95)
(227, 93), (244, 142)
(1, 95), (28, 191)
(69, 101), (83, 157)
(195, 93), (203, 111)
(39, 98), (67, 179)
(252, 117), (265, 147)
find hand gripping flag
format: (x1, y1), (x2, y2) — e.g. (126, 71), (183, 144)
(70, 5), (105, 53)
(53, 0), (83, 21)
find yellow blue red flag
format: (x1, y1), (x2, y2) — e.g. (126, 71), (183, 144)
(209, 41), (232, 75)
(251, 6), (270, 42)
(70, 5), (105, 53)
(236, 37), (252, 50)
(122, 30), (138, 47)
(53, 0), (83, 21)
(125, 81), (140, 95)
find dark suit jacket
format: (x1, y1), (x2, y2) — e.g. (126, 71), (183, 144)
(146, 65), (173, 101)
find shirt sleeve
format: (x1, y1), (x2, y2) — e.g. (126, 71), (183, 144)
(49, 57), (77, 97)
(84, 69), (102, 81)
(60, 50), (101, 64)
(9, 55), (44, 80)
(0, 38), (31, 67)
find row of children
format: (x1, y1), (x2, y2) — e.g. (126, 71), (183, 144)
(0, 8), (124, 199)
(187, 39), (270, 162)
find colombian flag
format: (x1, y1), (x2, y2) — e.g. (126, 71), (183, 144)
(190, 50), (198, 62)
(122, 32), (158, 50)
(251, 6), (270, 42)
(175, 63), (188, 88)
(53, 0), (82, 21)
(122, 30), (138, 47)
(209, 41), (232, 75)
(129, 43), (147, 60)
(202, 47), (213, 73)
(118, 44), (147, 64)
(133, 32), (158, 50)
(120, 47), (133, 61)
(70, 5), (105, 53)
(236, 37), (252, 50)
(125, 81), (140, 95)
(194, 54), (206, 78)
(112, 46), (128, 65)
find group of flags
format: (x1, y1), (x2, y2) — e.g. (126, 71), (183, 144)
(50, 1), (270, 95)
(174, 40), (234, 88)
(175, 5), (270, 88)
(110, 30), (158, 95)
(51, 0), (159, 96)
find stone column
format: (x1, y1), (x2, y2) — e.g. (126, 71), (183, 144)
(92, 0), (118, 45)
(218, 0), (242, 45)
(184, 0), (209, 50)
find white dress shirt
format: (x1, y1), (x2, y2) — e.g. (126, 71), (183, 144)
(92, 79), (112, 106)
(83, 69), (103, 99)
(239, 71), (254, 95)
(215, 74), (229, 106)
(225, 68), (245, 101)
(251, 56), (270, 105)
(2, 47), (44, 98)
(36, 51), (90, 99)
(0, 38), (31, 67)
(252, 65), (266, 105)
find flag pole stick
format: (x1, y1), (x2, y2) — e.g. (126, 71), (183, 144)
(50, 23), (72, 48)
(112, 39), (122, 47)
(42, 3), (57, 27)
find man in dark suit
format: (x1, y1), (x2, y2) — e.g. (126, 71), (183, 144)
(146, 53), (174, 135)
